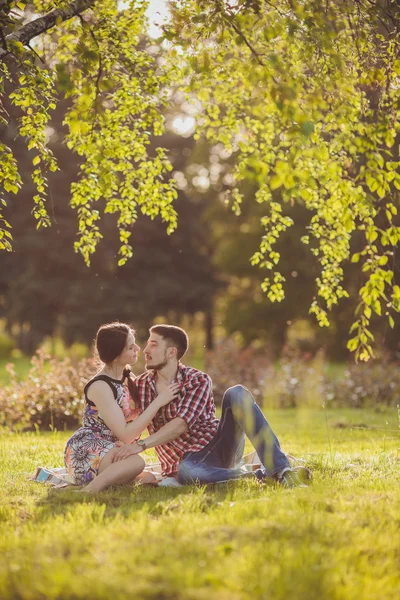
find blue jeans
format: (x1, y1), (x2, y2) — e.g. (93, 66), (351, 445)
(177, 385), (290, 484)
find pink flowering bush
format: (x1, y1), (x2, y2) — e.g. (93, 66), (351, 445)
(0, 350), (95, 431)
(205, 338), (272, 402)
(323, 362), (400, 409)
(1, 341), (399, 432)
(206, 340), (400, 409)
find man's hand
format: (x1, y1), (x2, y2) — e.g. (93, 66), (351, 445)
(112, 442), (141, 463)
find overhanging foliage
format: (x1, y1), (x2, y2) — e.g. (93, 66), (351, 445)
(0, 0), (399, 359)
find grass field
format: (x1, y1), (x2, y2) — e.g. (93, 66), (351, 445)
(0, 407), (399, 600)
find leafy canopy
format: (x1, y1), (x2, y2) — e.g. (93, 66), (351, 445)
(0, 0), (399, 359)
(168, 0), (400, 360)
(0, 0), (177, 266)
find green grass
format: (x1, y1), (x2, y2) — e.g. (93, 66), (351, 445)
(0, 408), (399, 600)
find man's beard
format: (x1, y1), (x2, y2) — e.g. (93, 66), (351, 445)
(145, 353), (168, 371)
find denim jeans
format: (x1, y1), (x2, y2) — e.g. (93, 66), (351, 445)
(176, 384), (290, 484)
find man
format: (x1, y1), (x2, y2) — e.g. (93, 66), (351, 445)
(113, 324), (308, 488)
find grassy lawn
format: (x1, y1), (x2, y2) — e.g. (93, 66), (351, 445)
(0, 407), (399, 600)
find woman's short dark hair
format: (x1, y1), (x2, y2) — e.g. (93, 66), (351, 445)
(150, 324), (189, 360)
(95, 322), (133, 364)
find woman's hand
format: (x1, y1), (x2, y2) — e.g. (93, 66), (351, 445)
(155, 383), (181, 407)
(112, 442), (141, 463)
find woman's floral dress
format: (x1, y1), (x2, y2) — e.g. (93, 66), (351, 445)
(64, 375), (140, 485)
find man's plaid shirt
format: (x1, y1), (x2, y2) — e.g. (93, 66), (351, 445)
(135, 364), (219, 476)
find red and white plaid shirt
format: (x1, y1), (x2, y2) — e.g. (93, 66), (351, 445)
(135, 363), (219, 476)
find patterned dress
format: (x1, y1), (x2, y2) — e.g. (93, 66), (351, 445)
(64, 375), (140, 485)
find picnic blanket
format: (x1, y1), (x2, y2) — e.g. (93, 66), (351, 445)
(30, 451), (262, 489)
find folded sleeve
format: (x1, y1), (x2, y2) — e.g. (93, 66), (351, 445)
(174, 373), (212, 428)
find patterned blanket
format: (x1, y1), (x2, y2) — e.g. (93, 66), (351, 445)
(30, 451), (262, 488)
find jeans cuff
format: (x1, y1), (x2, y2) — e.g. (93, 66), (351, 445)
(267, 462), (291, 479)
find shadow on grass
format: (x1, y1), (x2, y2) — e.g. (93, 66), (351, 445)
(16, 478), (357, 600)
(33, 477), (272, 522)
(32, 482), (343, 600)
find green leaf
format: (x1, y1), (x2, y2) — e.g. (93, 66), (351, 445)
(372, 300), (382, 316)
(385, 131), (394, 148)
(366, 227), (378, 243)
(270, 175), (283, 190)
(347, 337), (358, 352)
(301, 121), (314, 137)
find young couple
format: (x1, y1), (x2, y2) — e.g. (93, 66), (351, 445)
(65, 322), (309, 493)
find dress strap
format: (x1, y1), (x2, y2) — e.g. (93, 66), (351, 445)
(84, 375), (120, 405)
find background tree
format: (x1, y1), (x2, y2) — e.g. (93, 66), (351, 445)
(168, 0), (400, 360)
(0, 0), (399, 359)
(0, 98), (220, 353)
(1, 0), (177, 264)
(181, 136), (400, 359)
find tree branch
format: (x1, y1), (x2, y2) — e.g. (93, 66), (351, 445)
(0, 0), (96, 60)
(77, 14), (102, 98)
(225, 12), (265, 66)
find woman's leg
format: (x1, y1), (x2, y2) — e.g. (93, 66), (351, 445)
(82, 447), (145, 493)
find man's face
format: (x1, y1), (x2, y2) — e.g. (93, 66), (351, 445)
(144, 332), (175, 370)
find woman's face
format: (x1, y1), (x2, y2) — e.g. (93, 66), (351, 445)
(118, 331), (140, 366)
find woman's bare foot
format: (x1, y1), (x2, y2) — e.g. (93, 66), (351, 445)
(134, 471), (158, 485)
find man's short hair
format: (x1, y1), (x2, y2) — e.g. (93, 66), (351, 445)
(150, 324), (189, 360)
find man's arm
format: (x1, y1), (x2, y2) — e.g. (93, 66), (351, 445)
(112, 370), (213, 463)
(112, 417), (188, 462)
(144, 417), (188, 448)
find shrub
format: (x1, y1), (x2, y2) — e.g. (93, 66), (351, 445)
(206, 339), (400, 409)
(263, 352), (327, 409)
(323, 361), (400, 409)
(1, 342), (399, 432)
(0, 350), (94, 431)
(205, 338), (271, 403)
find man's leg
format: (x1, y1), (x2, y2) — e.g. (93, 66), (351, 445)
(178, 385), (307, 487)
(222, 384), (291, 478)
(177, 455), (253, 485)
(177, 399), (247, 485)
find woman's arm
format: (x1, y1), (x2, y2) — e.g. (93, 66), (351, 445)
(87, 381), (180, 443)
(111, 417), (188, 463)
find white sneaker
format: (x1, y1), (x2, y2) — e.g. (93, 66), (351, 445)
(158, 477), (183, 487)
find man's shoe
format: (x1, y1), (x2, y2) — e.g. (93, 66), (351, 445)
(292, 465), (312, 484)
(277, 469), (308, 489)
(254, 468), (267, 482)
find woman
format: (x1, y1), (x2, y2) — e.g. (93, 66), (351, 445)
(64, 322), (179, 493)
